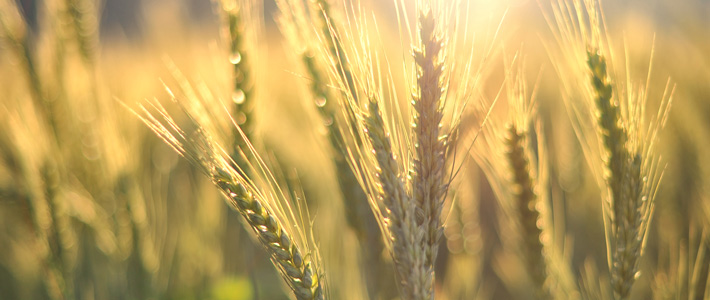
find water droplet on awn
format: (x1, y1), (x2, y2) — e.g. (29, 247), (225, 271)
(236, 112), (247, 125)
(233, 89), (246, 104)
(229, 52), (242, 64)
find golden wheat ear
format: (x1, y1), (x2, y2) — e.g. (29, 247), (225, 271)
(309, 0), (500, 298)
(128, 85), (327, 299)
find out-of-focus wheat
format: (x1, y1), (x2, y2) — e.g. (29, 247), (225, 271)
(468, 55), (565, 299)
(219, 0), (257, 170)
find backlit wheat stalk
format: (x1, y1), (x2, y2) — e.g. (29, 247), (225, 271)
(310, 1), (484, 298)
(543, 0), (674, 298)
(411, 7), (448, 276)
(131, 89), (326, 300)
(274, 0), (398, 298)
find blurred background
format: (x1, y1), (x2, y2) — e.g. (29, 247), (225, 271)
(1, 0), (709, 299)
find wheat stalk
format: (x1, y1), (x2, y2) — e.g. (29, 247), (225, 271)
(273, 1), (396, 297)
(304, 1), (484, 298)
(543, 0), (674, 298)
(411, 6), (448, 276)
(217, 0), (256, 173)
(131, 91), (326, 300)
(0, 4), (78, 299)
(586, 49), (645, 299)
(363, 98), (431, 300)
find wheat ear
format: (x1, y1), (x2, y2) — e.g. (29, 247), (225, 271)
(411, 6), (447, 294)
(469, 54), (555, 298)
(303, 52), (392, 295)
(220, 0), (256, 171)
(543, 0), (673, 297)
(132, 99), (325, 300)
(505, 124), (550, 299)
(0, 4), (74, 299)
(0, 0), (56, 132)
(363, 99), (431, 300)
(588, 49), (645, 300)
(65, 0), (98, 65)
(213, 172), (323, 300)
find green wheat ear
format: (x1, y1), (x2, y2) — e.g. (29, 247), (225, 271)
(132, 94), (327, 300)
(544, 0), (674, 298)
(213, 171), (324, 300)
(219, 0), (256, 173)
(363, 97), (432, 300)
(505, 124), (550, 300)
(587, 48), (645, 300)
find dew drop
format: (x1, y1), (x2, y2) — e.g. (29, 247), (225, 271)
(232, 89), (245, 104)
(229, 52), (242, 64)
(323, 116), (333, 126)
(315, 96), (327, 108)
(235, 112), (247, 125)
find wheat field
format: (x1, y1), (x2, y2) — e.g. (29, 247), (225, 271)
(0, 0), (708, 299)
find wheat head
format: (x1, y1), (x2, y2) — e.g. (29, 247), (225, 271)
(131, 89), (326, 300)
(543, 0), (674, 298)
